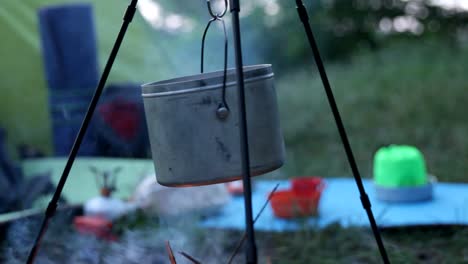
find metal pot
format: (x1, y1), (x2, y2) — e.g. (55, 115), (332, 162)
(141, 64), (285, 186)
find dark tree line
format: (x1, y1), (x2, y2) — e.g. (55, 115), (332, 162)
(237, 0), (468, 70)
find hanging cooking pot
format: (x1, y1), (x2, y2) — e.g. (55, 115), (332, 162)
(141, 64), (285, 186)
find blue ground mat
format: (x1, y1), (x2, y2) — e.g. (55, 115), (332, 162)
(201, 178), (468, 231)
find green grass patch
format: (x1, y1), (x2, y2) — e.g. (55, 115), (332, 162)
(254, 225), (468, 263)
(275, 38), (468, 182)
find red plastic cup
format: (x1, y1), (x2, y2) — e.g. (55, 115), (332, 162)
(270, 177), (325, 218)
(291, 177), (325, 214)
(291, 177), (324, 195)
(270, 190), (322, 218)
(270, 190), (298, 218)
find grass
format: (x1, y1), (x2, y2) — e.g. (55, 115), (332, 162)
(253, 225), (468, 263)
(274, 37), (468, 183)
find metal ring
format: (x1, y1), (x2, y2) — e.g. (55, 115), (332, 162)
(207, 0), (228, 18)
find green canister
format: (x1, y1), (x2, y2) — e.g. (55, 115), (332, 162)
(374, 145), (427, 188)
(373, 145), (432, 202)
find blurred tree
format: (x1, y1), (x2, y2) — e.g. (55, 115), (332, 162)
(239, 0), (468, 71)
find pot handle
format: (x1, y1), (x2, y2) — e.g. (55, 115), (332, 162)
(200, 1), (230, 120)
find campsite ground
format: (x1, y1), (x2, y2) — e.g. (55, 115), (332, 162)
(4, 218), (466, 263)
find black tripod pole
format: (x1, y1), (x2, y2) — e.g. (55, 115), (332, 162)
(229, 0), (258, 263)
(294, 1), (391, 263)
(25, 1), (138, 263)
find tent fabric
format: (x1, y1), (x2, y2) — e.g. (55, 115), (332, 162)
(21, 157), (155, 204)
(0, 0), (173, 155)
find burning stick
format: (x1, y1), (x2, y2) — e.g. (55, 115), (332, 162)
(166, 241), (177, 264)
(227, 183), (280, 264)
(179, 251), (202, 264)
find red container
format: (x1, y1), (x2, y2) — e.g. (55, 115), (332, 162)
(74, 216), (117, 241)
(270, 177), (325, 218)
(291, 177), (324, 195)
(270, 190), (321, 218)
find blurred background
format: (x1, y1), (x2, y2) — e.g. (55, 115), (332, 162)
(1, 0), (468, 263)
(1, 0), (467, 180)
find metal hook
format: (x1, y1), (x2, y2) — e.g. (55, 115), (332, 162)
(206, 0), (228, 18)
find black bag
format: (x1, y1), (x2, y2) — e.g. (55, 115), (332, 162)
(0, 128), (56, 214)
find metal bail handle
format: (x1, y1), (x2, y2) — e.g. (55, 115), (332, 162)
(201, 0), (230, 120)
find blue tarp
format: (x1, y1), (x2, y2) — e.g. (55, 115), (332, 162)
(201, 178), (468, 231)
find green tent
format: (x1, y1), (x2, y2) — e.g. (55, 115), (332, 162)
(0, 0), (200, 156)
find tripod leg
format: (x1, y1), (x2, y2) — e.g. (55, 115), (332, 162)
(294, 1), (391, 263)
(229, 0), (258, 263)
(26, 1), (138, 263)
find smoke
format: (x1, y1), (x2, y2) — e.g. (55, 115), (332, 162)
(0, 211), (234, 264)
